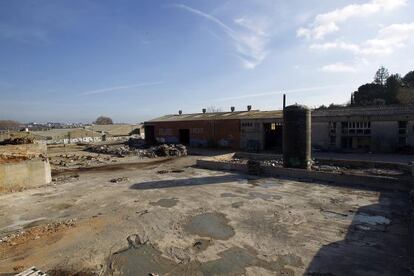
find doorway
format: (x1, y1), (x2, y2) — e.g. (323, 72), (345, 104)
(144, 125), (155, 145)
(179, 129), (190, 145)
(264, 123), (283, 152)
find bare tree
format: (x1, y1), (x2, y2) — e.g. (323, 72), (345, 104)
(94, 116), (113, 125)
(0, 120), (22, 131)
(373, 66), (389, 86)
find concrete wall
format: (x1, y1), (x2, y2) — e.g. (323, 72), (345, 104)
(371, 121), (398, 152)
(240, 118), (283, 150)
(150, 120), (241, 149)
(0, 143), (47, 156)
(0, 159), (51, 191)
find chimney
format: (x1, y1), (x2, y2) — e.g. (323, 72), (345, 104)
(202, 108), (206, 113)
(178, 110), (182, 115)
(231, 106), (235, 112)
(283, 94), (286, 109)
(247, 105), (252, 111)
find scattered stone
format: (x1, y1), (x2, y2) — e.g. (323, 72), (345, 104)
(110, 177), (129, 183)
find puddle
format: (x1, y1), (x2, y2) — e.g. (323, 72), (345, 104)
(247, 192), (282, 201)
(149, 198), (179, 208)
(108, 242), (176, 275)
(184, 212), (235, 240)
(231, 202), (244, 208)
(108, 236), (297, 276)
(321, 210), (391, 226)
(354, 213), (390, 225)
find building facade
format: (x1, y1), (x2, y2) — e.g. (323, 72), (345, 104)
(145, 105), (414, 153)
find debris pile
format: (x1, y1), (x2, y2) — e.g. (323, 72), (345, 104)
(49, 154), (109, 168)
(110, 177), (129, 183)
(86, 144), (187, 158)
(52, 174), (80, 183)
(0, 137), (34, 145)
(0, 219), (76, 247)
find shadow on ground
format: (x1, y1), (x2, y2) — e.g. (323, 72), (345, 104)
(305, 192), (414, 276)
(130, 174), (242, 190)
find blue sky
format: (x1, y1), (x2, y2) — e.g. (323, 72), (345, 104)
(1, 0), (413, 123)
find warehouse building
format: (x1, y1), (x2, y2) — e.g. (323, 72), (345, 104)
(145, 105), (414, 153)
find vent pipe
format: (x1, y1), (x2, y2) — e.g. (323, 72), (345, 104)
(178, 110), (182, 115)
(231, 106), (235, 112)
(247, 105), (252, 111)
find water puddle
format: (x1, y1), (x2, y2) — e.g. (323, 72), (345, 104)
(184, 212), (235, 240)
(247, 192), (282, 201)
(354, 212), (390, 225)
(149, 198), (179, 208)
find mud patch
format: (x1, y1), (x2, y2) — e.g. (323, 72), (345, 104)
(149, 198), (179, 208)
(53, 203), (73, 210)
(184, 212), (235, 240)
(220, 192), (240, 198)
(192, 238), (212, 252)
(231, 202), (244, 208)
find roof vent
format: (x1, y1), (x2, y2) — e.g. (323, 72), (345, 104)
(231, 106), (235, 112)
(247, 105), (252, 111)
(202, 108), (206, 113)
(178, 110), (182, 115)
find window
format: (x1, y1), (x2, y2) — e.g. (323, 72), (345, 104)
(342, 121), (371, 136)
(330, 136), (336, 146)
(271, 123), (276, 130)
(399, 136), (407, 146)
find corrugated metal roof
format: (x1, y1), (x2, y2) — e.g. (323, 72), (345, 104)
(147, 110), (283, 122)
(147, 105), (414, 123)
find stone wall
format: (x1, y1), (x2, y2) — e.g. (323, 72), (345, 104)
(0, 144), (51, 191)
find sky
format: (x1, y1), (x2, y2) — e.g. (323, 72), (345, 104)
(0, 0), (413, 123)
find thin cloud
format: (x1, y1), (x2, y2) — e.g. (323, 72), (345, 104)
(213, 85), (344, 102)
(311, 22), (414, 56)
(320, 63), (357, 73)
(80, 81), (163, 96)
(297, 0), (407, 40)
(171, 4), (269, 69)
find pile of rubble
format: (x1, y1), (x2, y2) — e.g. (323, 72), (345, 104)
(0, 219), (76, 247)
(86, 143), (187, 158)
(0, 137), (34, 145)
(49, 154), (110, 168)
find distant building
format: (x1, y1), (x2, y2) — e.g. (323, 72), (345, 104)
(144, 105), (414, 153)
(86, 124), (144, 141)
(32, 128), (102, 144)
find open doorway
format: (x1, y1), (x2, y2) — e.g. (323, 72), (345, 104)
(179, 129), (190, 145)
(264, 123), (283, 153)
(144, 125), (155, 145)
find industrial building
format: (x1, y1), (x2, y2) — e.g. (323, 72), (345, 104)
(145, 105), (414, 153)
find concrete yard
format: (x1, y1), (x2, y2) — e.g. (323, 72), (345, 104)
(0, 154), (413, 275)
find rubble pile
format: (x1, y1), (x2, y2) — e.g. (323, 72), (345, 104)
(0, 137), (34, 145)
(0, 219), (76, 247)
(86, 143), (187, 158)
(49, 154), (110, 168)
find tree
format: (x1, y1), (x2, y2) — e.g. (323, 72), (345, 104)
(373, 66), (389, 86)
(384, 74), (402, 104)
(0, 120), (22, 131)
(403, 71), (414, 87)
(353, 83), (385, 106)
(94, 116), (113, 125)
